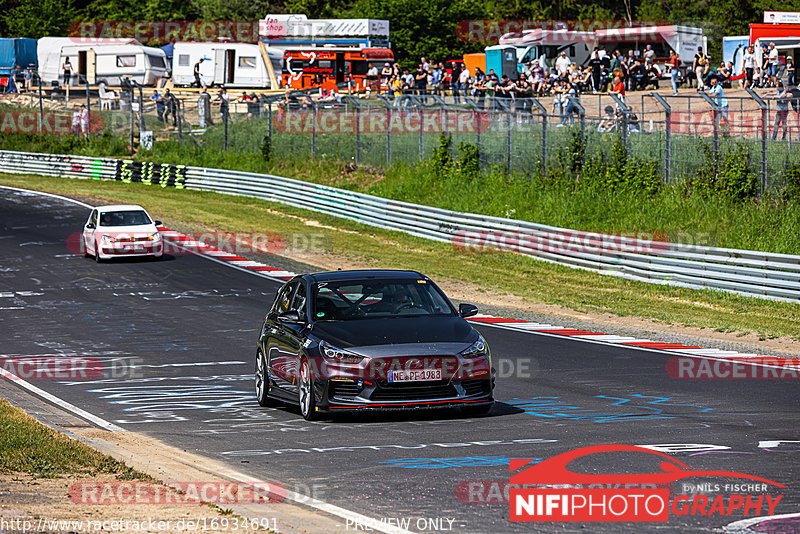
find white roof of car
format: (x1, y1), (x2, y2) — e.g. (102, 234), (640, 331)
(96, 204), (147, 211)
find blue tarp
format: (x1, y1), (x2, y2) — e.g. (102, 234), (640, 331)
(160, 43), (174, 60)
(0, 38), (37, 77)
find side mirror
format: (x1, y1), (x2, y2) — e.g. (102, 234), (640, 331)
(86, 222), (95, 229)
(153, 220), (162, 226)
(278, 310), (303, 325)
(458, 303), (479, 318)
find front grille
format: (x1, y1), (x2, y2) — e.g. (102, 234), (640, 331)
(330, 381), (361, 399)
(370, 381), (458, 401)
(461, 379), (491, 397)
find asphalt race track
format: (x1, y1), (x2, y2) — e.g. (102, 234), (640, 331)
(1, 186), (799, 533)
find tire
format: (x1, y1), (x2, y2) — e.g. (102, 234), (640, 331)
(94, 241), (103, 263)
(462, 403), (493, 416)
(298, 359), (318, 421)
(255, 349), (276, 407)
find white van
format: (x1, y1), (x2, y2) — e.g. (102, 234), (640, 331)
(38, 37), (167, 86)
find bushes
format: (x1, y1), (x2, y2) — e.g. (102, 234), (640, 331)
(690, 142), (758, 201)
(781, 164), (800, 203)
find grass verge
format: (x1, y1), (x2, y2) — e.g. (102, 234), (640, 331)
(0, 399), (149, 479)
(0, 172), (798, 341)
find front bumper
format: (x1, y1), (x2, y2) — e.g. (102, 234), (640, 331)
(99, 242), (163, 259)
(317, 377), (494, 413)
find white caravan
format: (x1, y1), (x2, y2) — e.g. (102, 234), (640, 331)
(171, 41), (282, 88)
(497, 28), (594, 73)
(37, 37), (167, 86)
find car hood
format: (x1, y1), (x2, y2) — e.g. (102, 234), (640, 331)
(310, 316), (476, 350)
(97, 224), (159, 235)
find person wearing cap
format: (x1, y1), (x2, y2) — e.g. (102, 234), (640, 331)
(380, 62), (392, 93)
(643, 44), (655, 65)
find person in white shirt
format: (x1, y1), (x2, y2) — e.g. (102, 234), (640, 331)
(555, 52), (571, 77)
(643, 44), (655, 65)
(767, 43), (780, 86)
(743, 46), (758, 89)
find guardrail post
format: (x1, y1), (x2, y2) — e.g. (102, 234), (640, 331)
(747, 88), (769, 194)
(531, 98), (547, 175)
(651, 93), (671, 184)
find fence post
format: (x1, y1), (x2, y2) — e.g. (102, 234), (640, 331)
(747, 88), (769, 194)
(419, 105), (424, 160)
(268, 101), (273, 145)
(698, 91), (720, 156)
(86, 80), (91, 137)
(176, 98), (183, 141)
(610, 93), (629, 146)
(569, 96), (586, 165)
(652, 93), (672, 184)
(311, 104), (316, 156)
(223, 101), (229, 151)
(531, 98), (547, 175)
(37, 70), (43, 133)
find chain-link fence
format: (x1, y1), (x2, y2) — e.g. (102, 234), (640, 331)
(2, 80), (799, 193)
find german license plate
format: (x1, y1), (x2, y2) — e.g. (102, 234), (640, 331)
(388, 369), (442, 382)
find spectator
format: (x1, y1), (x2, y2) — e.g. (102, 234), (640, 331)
(645, 63), (661, 90)
(743, 46), (758, 89)
(151, 89), (165, 123)
(693, 47), (708, 89)
(556, 52), (571, 77)
(609, 72), (625, 109)
(393, 62), (401, 77)
(706, 76), (729, 131)
(23, 65), (32, 92)
(624, 50), (636, 91)
(772, 81), (790, 140)
(62, 57), (72, 88)
(787, 56), (795, 87)
(644, 44), (655, 65)
(215, 88), (229, 121)
(598, 45), (608, 61)
(71, 105), (81, 136)
(609, 50), (622, 75)
(559, 81), (577, 126)
(5, 66), (19, 94)
(456, 65), (470, 104)
(193, 58), (204, 88)
(420, 57), (430, 72)
(718, 61), (732, 87)
(668, 50), (682, 96)
(597, 105), (617, 132)
(163, 88), (178, 126)
(588, 50), (603, 93)
(789, 83), (800, 135)
(380, 62), (392, 86)
(629, 59), (646, 91)
(431, 63), (443, 95)
(768, 42), (779, 86)
(79, 104), (89, 139)
(414, 64), (427, 95)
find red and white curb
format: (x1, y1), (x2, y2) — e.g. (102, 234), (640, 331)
(154, 225), (797, 372)
(466, 315), (799, 371)
(158, 226), (296, 281)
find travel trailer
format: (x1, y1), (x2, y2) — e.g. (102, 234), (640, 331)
(171, 41), (282, 88)
(37, 37), (167, 86)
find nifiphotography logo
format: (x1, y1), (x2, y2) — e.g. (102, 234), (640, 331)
(509, 445), (785, 522)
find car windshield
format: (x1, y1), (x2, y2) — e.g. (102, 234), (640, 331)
(313, 279), (454, 321)
(99, 210), (151, 227)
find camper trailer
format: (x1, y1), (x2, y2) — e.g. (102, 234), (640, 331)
(496, 28), (594, 73)
(37, 37), (167, 86)
(171, 42), (282, 88)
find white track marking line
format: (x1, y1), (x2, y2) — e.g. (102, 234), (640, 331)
(0, 366), (125, 432)
(724, 512), (800, 533)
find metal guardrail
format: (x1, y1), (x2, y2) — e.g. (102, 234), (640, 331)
(1, 149), (798, 303)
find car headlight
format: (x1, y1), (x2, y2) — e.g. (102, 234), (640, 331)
(101, 234), (114, 244)
(461, 335), (489, 359)
(147, 232), (160, 241)
(320, 341), (364, 364)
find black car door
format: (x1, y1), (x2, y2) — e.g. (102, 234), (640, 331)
(264, 280), (297, 393)
(281, 279), (309, 394)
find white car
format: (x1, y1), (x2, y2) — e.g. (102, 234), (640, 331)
(83, 204), (163, 262)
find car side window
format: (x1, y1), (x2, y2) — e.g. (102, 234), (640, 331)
(291, 281), (307, 321)
(88, 210), (97, 227)
(274, 281), (297, 314)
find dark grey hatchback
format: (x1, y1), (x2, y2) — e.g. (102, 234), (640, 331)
(255, 270), (495, 420)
